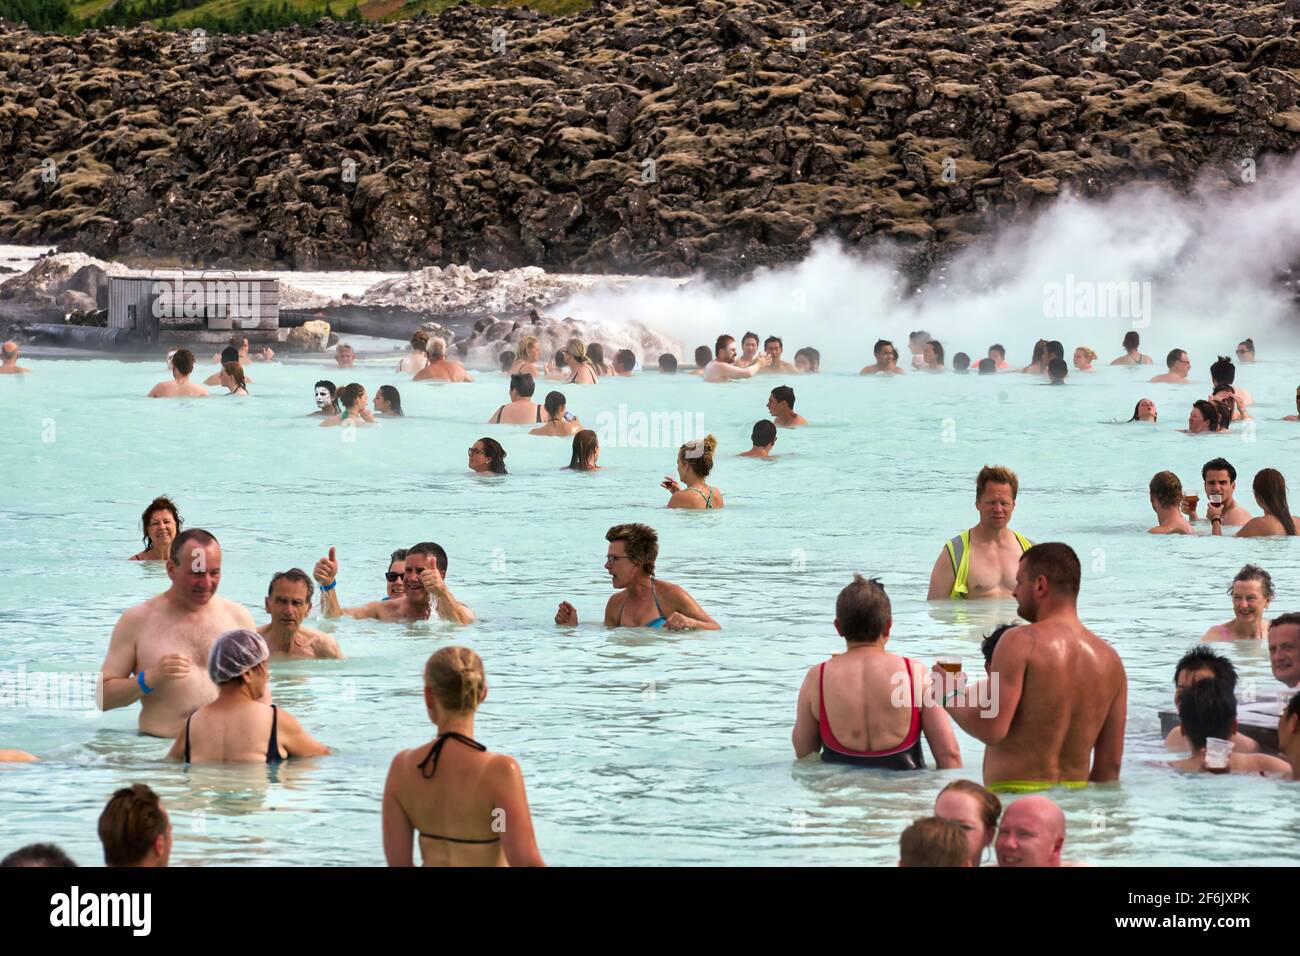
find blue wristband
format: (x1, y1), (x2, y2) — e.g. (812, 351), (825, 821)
(320, 580), (337, 592)
(137, 671), (153, 695)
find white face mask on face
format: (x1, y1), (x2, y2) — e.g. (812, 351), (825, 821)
(315, 387), (331, 409)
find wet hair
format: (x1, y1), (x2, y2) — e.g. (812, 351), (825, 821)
(509, 372), (536, 398)
(1020, 542), (1081, 598)
(937, 780), (1002, 836)
(1210, 355), (1235, 386)
(406, 541), (450, 575)
(835, 573), (891, 642)
(1123, 330), (1140, 351)
(171, 348), (195, 376)
(1047, 358), (1067, 382)
(770, 385), (796, 409)
(953, 352), (971, 372)
(926, 340), (945, 364)
(1191, 400), (1220, 431)
(499, 351), (516, 373)
(1230, 563), (1275, 601)
(1174, 645), (1238, 691)
(989, 344), (1006, 359)
(1029, 339), (1047, 365)
(476, 437), (508, 475)
(314, 380), (341, 414)
(1271, 612), (1300, 634)
(1166, 348), (1187, 370)
(1129, 399), (1156, 423)
(616, 349), (636, 372)
(543, 390), (567, 421)
(568, 429), (599, 470)
(377, 384), (403, 416)
(222, 362), (246, 390)
(1046, 340), (1064, 361)
(389, 547), (408, 567)
(659, 353), (677, 373)
(220, 345), (239, 364)
(424, 646), (485, 713)
(551, 348), (568, 369)
(267, 567), (315, 603)
(714, 334), (735, 357)
(1, 843), (77, 867)
(908, 330), (931, 346)
(1149, 470), (1183, 509)
(410, 330), (430, 351)
(1212, 395), (1235, 427)
(606, 522), (658, 576)
(426, 336), (447, 360)
(763, 335), (783, 351)
(141, 495), (183, 548)
(678, 433), (718, 478)
(976, 465), (1019, 501)
(169, 527), (217, 566)
(751, 419), (777, 446)
(741, 331), (760, 346)
(1196, 455), (1237, 478)
(981, 623), (1016, 667)
(978, 358), (996, 374)
(1177, 676), (1236, 750)
(338, 383), (366, 410)
(1253, 468), (1297, 535)
(795, 347), (820, 371)
(1238, 338), (1255, 356)
(587, 343), (607, 369)
(687, 346), (708, 369)
(874, 338), (895, 358)
(98, 784), (167, 867)
(900, 817), (968, 867)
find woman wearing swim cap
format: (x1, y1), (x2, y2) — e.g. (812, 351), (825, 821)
(166, 629), (329, 764)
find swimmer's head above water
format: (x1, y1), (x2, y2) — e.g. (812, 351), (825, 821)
(995, 795), (1065, 868)
(424, 645), (486, 721)
(1013, 542), (1081, 623)
(605, 523), (658, 586)
(1129, 398), (1157, 422)
(1270, 613), (1300, 687)
(314, 380), (339, 413)
(140, 496), (182, 552)
(975, 464), (1019, 529)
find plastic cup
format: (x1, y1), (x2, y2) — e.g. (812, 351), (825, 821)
(1204, 737), (1234, 770)
(937, 657), (962, 674)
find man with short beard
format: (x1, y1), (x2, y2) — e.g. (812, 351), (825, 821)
(314, 542), (474, 624)
(259, 569), (341, 659)
(101, 529), (258, 737)
(936, 542), (1127, 793)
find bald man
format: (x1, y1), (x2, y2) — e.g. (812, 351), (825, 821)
(995, 796), (1065, 867)
(0, 340), (31, 374)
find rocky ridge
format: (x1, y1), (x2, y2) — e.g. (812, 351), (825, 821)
(2, 0), (1299, 279)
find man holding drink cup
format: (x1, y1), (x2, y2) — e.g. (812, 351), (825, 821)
(1183, 458), (1253, 527)
(934, 543), (1128, 794)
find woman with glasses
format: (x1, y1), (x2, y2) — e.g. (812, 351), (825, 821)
(1236, 338), (1256, 363)
(554, 523), (719, 630)
(468, 438), (507, 475)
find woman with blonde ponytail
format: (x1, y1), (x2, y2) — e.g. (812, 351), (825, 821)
(382, 647), (544, 867)
(662, 434), (724, 509)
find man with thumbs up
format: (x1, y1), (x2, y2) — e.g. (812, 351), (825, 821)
(313, 542), (475, 625)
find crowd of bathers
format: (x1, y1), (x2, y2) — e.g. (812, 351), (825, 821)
(2, 325), (1299, 868)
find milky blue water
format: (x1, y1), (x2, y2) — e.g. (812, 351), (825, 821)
(2, 344), (1299, 865)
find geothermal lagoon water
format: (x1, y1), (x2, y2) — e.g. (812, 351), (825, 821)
(3, 344), (1300, 866)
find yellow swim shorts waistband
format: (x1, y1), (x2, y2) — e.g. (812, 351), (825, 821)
(987, 779), (1089, 794)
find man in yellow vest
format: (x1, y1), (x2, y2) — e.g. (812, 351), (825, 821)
(927, 465), (1032, 600)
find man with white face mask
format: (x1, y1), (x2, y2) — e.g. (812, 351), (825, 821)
(311, 380), (340, 416)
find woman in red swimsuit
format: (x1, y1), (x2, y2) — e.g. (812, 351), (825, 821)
(792, 574), (962, 770)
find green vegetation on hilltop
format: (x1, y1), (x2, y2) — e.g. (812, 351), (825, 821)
(0, 0), (591, 33)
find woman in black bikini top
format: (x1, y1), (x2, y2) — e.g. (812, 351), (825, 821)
(382, 647), (545, 866)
